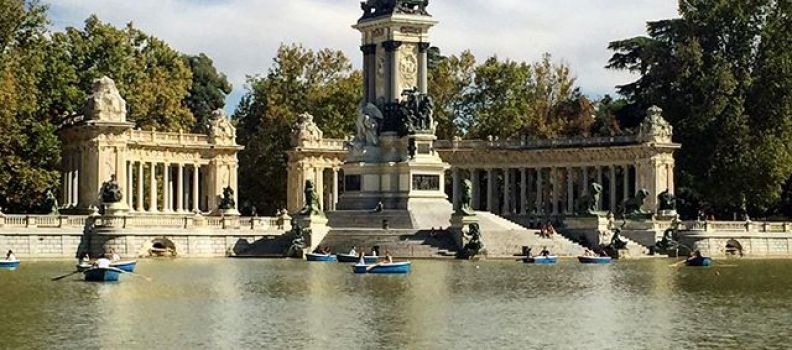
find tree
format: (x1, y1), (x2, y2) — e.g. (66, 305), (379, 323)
(428, 49), (475, 139)
(0, 0), (61, 212)
(234, 44), (360, 214)
(53, 15), (194, 131)
(607, 0), (792, 216)
(183, 53), (232, 132)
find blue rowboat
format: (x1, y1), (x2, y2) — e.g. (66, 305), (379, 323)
(336, 254), (378, 264)
(83, 267), (124, 282)
(685, 257), (713, 267)
(306, 253), (338, 262)
(0, 260), (20, 270)
(523, 255), (558, 264)
(353, 261), (411, 274)
(578, 256), (613, 264)
(111, 260), (137, 272)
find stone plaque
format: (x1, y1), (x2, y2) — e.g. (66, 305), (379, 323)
(345, 175), (362, 192)
(412, 174), (440, 191)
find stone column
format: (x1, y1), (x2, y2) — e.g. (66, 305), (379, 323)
(63, 155), (71, 206)
(596, 166), (603, 210)
(192, 164), (200, 212)
(332, 168), (339, 211)
(315, 167), (324, 211)
(137, 162), (144, 211)
(551, 167), (559, 215)
(581, 166), (589, 194)
(623, 164), (630, 202)
(486, 169), (495, 213)
(502, 168), (511, 215)
(566, 167), (574, 213)
(360, 44), (377, 103)
(418, 43), (430, 94)
(471, 169), (480, 210)
(609, 165), (617, 212)
(127, 161), (134, 211)
(177, 163), (185, 212)
(383, 40), (402, 101)
(149, 162), (157, 212)
(163, 162), (171, 212)
(452, 168), (461, 211)
(520, 168), (527, 215)
(72, 153), (79, 208)
(535, 168), (543, 214)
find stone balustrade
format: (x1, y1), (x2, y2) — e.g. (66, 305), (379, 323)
(0, 214), (281, 232)
(682, 220), (791, 233)
(127, 129), (209, 146)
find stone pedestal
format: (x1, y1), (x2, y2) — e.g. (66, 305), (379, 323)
(295, 214), (329, 253)
(449, 214), (479, 250)
(338, 133), (450, 211)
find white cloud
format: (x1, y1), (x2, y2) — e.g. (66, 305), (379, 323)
(47, 0), (679, 111)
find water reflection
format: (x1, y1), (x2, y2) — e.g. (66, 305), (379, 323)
(3, 259), (792, 349)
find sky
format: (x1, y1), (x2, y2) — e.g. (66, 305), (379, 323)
(47, 0), (679, 115)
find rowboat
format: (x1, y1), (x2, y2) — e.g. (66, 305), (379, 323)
(353, 261), (411, 274)
(0, 260), (20, 270)
(83, 267), (124, 282)
(685, 257), (713, 267)
(336, 254), (378, 264)
(111, 260), (137, 272)
(523, 255), (558, 264)
(305, 253), (338, 262)
(578, 256), (613, 264)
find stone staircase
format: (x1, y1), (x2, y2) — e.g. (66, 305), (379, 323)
(475, 212), (585, 256)
(319, 228), (458, 258)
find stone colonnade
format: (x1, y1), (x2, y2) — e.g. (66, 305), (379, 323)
(286, 151), (345, 213)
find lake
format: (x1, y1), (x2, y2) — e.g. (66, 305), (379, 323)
(1, 258), (791, 349)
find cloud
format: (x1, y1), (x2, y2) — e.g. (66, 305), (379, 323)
(47, 0), (679, 112)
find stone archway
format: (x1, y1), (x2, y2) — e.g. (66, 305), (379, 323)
(138, 237), (178, 257)
(725, 239), (743, 256)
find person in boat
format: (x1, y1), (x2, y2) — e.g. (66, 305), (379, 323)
(540, 247), (551, 256)
(382, 251), (394, 264)
(370, 248), (378, 257)
(598, 250), (610, 257)
(79, 252), (91, 265)
(349, 246), (357, 256)
(687, 250), (703, 261)
(321, 246), (332, 255)
(110, 248), (121, 262)
(358, 251), (366, 265)
(582, 249), (593, 256)
(5, 250), (16, 261)
(92, 255), (112, 268)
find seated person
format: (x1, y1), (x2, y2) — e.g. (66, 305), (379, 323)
(582, 249), (594, 256)
(110, 249), (121, 262)
(383, 251), (394, 264)
(687, 250), (703, 261)
(357, 251), (367, 265)
(78, 252), (91, 265)
(5, 250), (17, 261)
(369, 248), (378, 257)
(92, 256), (112, 268)
(321, 246), (332, 255)
(540, 247), (551, 256)
(349, 246), (357, 256)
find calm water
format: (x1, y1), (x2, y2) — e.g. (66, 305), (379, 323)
(2, 258), (792, 350)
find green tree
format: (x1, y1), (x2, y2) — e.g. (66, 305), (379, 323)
(607, 0), (792, 216)
(234, 44), (360, 214)
(428, 50), (475, 139)
(54, 15), (194, 131)
(183, 53), (232, 132)
(0, 0), (61, 212)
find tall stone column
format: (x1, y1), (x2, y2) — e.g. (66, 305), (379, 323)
(471, 169), (480, 210)
(177, 163), (185, 212)
(418, 43), (430, 94)
(596, 166), (603, 210)
(127, 161), (134, 211)
(551, 167), (559, 215)
(163, 163), (171, 212)
(192, 164), (200, 212)
(486, 168), (495, 213)
(581, 166), (589, 194)
(383, 40), (403, 101)
(72, 153), (79, 208)
(315, 167), (324, 210)
(502, 168), (511, 215)
(623, 164), (630, 202)
(360, 44), (377, 103)
(609, 165), (617, 212)
(332, 168), (339, 211)
(63, 155), (71, 206)
(535, 168), (543, 214)
(520, 168), (527, 215)
(137, 162), (144, 211)
(566, 167), (574, 213)
(149, 162), (158, 212)
(452, 168), (460, 211)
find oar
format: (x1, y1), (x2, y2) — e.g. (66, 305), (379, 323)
(51, 271), (80, 281)
(669, 259), (686, 267)
(366, 262), (381, 272)
(121, 271), (153, 282)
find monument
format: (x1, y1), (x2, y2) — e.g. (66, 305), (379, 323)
(337, 0), (449, 213)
